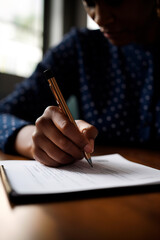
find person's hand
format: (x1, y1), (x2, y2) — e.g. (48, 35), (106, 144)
(31, 106), (98, 167)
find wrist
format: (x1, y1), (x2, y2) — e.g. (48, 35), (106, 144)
(14, 125), (35, 159)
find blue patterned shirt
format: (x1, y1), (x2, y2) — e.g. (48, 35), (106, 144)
(0, 28), (160, 153)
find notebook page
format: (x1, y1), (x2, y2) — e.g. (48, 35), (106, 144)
(0, 154), (160, 195)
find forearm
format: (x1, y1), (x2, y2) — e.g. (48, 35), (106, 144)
(14, 125), (35, 159)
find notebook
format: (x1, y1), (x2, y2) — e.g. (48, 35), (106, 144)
(0, 154), (160, 204)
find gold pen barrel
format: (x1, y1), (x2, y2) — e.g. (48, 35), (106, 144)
(48, 78), (75, 124)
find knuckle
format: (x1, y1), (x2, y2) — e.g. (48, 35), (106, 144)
(35, 116), (50, 129)
(58, 138), (68, 149)
(60, 120), (71, 132)
(35, 116), (45, 128)
(44, 105), (54, 114)
(44, 106), (58, 116)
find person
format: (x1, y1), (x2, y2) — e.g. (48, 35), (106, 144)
(0, 0), (160, 167)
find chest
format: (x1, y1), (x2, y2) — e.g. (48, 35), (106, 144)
(78, 45), (160, 143)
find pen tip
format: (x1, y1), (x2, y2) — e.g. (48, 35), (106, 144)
(88, 158), (93, 167)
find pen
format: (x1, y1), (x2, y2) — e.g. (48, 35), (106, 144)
(43, 69), (93, 167)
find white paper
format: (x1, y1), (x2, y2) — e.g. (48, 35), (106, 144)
(0, 154), (160, 195)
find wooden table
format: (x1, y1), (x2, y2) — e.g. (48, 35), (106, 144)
(0, 146), (160, 240)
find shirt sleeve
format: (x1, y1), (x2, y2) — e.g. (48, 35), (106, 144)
(0, 28), (79, 154)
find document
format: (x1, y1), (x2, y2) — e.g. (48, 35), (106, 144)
(0, 154), (160, 202)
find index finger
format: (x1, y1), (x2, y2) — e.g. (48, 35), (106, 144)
(50, 107), (91, 150)
(76, 120), (98, 153)
(75, 120), (98, 140)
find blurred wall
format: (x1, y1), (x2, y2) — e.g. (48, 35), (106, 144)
(0, 0), (87, 102)
(44, 0), (87, 51)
